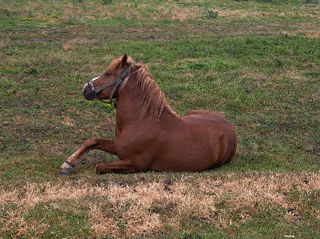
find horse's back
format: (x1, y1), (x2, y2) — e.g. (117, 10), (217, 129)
(184, 110), (228, 123)
(183, 110), (234, 135)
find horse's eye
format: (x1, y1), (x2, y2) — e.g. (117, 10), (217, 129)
(105, 73), (111, 77)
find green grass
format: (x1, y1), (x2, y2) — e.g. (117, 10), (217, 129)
(0, 0), (320, 238)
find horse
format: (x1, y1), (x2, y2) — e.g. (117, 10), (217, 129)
(58, 54), (237, 175)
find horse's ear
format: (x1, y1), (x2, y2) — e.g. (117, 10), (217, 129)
(121, 54), (128, 66)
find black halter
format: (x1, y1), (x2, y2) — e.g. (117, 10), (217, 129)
(84, 65), (138, 107)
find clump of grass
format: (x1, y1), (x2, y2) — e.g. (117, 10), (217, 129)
(0, 8), (16, 17)
(273, 56), (284, 67)
(203, 2), (218, 19)
(203, 8), (218, 18)
(130, 2), (138, 8)
(304, 0), (318, 5)
(102, 0), (112, 5)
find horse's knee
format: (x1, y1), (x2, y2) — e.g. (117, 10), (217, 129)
(84, 137), (99, 147)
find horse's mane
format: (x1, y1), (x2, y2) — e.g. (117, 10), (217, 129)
(130, 63), (177, 119)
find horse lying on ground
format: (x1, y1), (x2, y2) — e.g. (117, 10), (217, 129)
(59, 55), (237, 175)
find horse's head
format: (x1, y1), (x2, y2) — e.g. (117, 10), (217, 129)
(83, 54), (135, 101)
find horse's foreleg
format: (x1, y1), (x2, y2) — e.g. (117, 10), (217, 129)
(58, 137), (117, 175)
(96, 159), (137, 174)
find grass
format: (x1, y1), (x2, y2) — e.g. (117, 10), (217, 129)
(0, 0), (320, 238)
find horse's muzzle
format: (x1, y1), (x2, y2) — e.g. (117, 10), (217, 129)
(83, 83), (97, 100)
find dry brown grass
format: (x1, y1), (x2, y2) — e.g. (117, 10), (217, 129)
(0, 39), (7, 48)
(157, 5), (199, 21)
(6, 1), (319, 42)
(238, 67), (309, 90)
(15, 1), (201, 22)
(305, 31), (320, 39)
(62, 38), (99, 51)
(1, 172), (319, 237)
(218, 9), (272, 19)
(295, 21), (320, 39)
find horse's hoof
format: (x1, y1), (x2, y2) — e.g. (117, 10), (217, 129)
(57, 167), (74, 175)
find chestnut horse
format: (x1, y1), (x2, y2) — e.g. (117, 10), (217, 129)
(59, 55), (237, 175)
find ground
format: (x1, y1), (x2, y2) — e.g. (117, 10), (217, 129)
(0, 0), (319, 238)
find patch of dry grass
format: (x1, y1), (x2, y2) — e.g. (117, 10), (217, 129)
(11, 1), (201, 22)
(62, 38), (99, 51)
(305, 31), (320, 39)
(1, 172), (319, 237)
(156, 5), (199, 21)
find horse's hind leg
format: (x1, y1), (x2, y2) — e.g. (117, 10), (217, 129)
(96, 159), (137, 174)
(58, 137), (117, 175)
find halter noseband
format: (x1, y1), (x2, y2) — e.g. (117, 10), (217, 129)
(85, 65), (138, 107)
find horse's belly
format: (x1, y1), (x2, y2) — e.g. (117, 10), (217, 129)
(151, 152), (216, 172)
(150, 139), (221, 172)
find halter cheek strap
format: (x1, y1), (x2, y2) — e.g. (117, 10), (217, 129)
(87, 65), (138, 107)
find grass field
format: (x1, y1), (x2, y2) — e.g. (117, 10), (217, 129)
(1, 0), (320, 238)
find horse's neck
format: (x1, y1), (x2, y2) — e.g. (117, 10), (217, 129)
(115, 76), (176, 131)
(116, 83), (143, 128)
